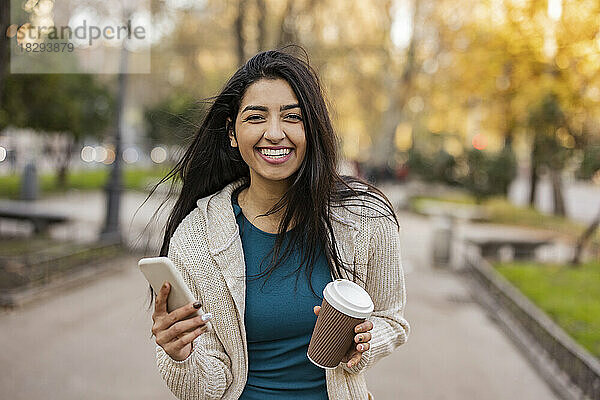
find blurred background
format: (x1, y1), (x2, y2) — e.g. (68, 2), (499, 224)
(0, 0), (599, 399)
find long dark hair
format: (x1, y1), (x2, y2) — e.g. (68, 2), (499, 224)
(145, 45), (398, 313)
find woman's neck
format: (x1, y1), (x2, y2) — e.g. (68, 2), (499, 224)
(238, 179), (288, 217)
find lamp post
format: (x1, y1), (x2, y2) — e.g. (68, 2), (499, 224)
(100, 22), (130, 244)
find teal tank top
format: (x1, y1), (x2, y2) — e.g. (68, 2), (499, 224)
(232, 187), (331, 400)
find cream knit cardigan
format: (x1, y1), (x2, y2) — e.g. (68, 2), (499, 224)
(155, 177), (410, 399)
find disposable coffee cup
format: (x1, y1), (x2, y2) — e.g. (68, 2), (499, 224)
(307, 279), (374, 369)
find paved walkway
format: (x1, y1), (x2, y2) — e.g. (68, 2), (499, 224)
(0, 187), (559, 399)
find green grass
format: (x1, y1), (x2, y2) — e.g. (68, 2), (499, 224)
(0, 167), (173, 199)
(411, 194), (478, 206)
(495, 261), (600, 358)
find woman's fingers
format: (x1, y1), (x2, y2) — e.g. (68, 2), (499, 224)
(151, 282), (210, 361)
(356, 342), (370, 352)
(354, 331), (372, 344)
(164, 325), (207, 355)
(343, 334), (372, 368)
(346, 350), (362, 368)
(154, 299), (202, 333)
(159, 315), (209, 344)
(354, 320), (373, 333)
(342, 338), (371, 368)
(153, 281), (170, 318)
(313, 305), (321, 316)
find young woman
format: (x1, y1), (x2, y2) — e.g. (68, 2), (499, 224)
(148, 46), (410, 400)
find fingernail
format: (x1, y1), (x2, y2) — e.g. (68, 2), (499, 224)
(201, 313), (212, 321)
(193, 301), (201, 309)
(358, 344), (364, 351)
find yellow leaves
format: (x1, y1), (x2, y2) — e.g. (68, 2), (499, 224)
(340, 115), (365, 159)
(555, 53), (570, 69)
(576, 57), (597, 77)
(359, 55), (381, 76)
(443, 136), (463, 157)
(394, 123), (413, 152)
(195, 49), (236, 73)
(556, 127), (575, 148)
(585, 86), (600, 103)
(571, 41), (595, 58)
(430, 92), (448, 110)
(374, 93), (389, 113)
(426, 114), (445, 134)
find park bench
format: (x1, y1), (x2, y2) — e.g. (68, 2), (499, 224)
(466, 237), (552, 261)
(0, 201), (69, 235)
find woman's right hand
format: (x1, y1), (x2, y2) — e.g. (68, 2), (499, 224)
(152, 281), (211, 361)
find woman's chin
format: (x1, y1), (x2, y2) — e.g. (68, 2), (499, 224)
(251, 169), (297, 182)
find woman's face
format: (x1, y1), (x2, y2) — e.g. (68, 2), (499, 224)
(229, 78), (306, 183)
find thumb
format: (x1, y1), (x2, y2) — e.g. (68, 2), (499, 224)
(313, 305), (321, 316)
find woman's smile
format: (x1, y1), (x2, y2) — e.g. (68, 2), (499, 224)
(255, 147), (295, 164)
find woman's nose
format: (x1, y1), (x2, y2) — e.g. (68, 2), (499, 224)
(264, 120), (285, 141)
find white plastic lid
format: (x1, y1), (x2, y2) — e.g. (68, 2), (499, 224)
(323, 279), (374, 319)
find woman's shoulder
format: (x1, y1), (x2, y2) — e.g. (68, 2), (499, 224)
(332, 178), (395, 221)
(170, 207), (207, 250)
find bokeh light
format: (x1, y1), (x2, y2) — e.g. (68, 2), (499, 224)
(103, 148), (115, 165)
(472, 133), (488, 150)
(94, 146), (107, 162)
(81, 146), (95, 162)
(150, 146), (167, 163)
(123, 148), (139, 164)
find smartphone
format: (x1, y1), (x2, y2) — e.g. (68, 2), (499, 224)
(138, 256), (201, 321)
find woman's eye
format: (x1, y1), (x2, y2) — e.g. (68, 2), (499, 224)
(245, 115), (264, 121)
(285, 114), (302, 121)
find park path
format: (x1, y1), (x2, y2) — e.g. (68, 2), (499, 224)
(0, 186), (559, 399)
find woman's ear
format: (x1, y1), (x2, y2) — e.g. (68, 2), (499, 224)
(227, 117), (237, 147)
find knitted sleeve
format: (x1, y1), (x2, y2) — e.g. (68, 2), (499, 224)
(341, 214), (410, 374)
(155, 242), (234, 400)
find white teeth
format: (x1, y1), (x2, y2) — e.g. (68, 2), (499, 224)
(259, 148), (291, 157)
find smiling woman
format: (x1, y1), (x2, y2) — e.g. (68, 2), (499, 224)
(145, 45), (409, 400)
(227, 79), (307, 233)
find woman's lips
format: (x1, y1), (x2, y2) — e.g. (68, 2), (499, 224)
(255, 148), (294, 164)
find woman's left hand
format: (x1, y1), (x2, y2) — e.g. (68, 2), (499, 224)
(313, 305), (374, 368)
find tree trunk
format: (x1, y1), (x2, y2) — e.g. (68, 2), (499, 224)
(234, 0), (248, 66)
(55, 138), (74, 189)
(549, 168), (566, 216)
(529, 158), (538, 207)
(369, 0), (420, 168)
(276, 0), (295, 47)
(256, 0), (267, 51)
(571, 206), (600, 266)
(0, 0), (10, 108)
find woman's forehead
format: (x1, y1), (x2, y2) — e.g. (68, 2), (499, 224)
(240, 78), (299, 108)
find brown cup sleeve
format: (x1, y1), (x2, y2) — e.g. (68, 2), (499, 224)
(307, 298), (364, 368)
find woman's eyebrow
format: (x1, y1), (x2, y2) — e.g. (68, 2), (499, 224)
(241, 103), (300, 113)
(280, 103), (300, 111)
(242, 105), (268, 113)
